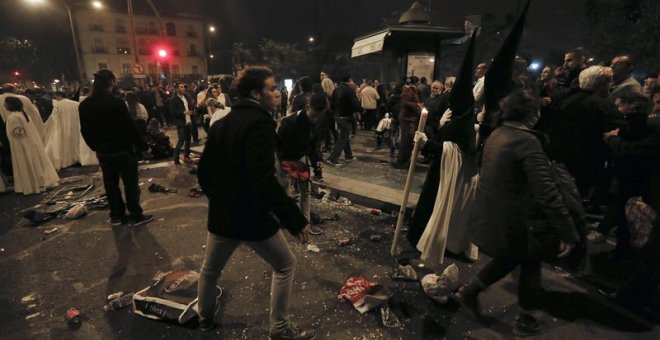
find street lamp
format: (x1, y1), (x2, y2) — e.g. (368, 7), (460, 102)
(209, 25), (216, 33)
(308, 36), (315, 43)
(24, 0), (104, 82)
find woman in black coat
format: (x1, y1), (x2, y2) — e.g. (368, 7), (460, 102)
(462, 90), (579, 337)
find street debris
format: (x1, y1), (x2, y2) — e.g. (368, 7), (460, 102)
(25, 312), (41, 320)
(21, 293), (36, 303)
(65, 204), (87, 220)
(148, 183), (177, 194)
(369, 234), (382, 242)
(380, 306), (403, 328)
(337, 237), (351, 246)
(371, 209), (382, 216)
(420, 264), (460, 304)
(43, 227), (59, 235)
(189, 188), (203, 198)
(391, 263), (418, 281)
(65, 308), (82, 324)
(103, 293), (134, 311)
(306, 244), (320, 252)
(107, 291), (124, 301)
(338, 276), (391, 314)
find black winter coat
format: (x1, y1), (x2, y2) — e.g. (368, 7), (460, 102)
(198, 99), (308, 241)
(168, 94), (194, 128)
(469, 124), (579, 259)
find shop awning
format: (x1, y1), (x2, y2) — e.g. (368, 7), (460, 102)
(351, 31), (390, 58)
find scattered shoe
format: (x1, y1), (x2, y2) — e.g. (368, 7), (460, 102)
(129, 214), (154, 227)
(269, 324), (315, 340)
(183, 156), (194, 164)
(324, 158), (342, 167)
(513, 312), (545, 337)
(308, 225), (324, 235)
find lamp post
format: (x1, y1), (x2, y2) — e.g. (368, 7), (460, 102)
(207, 25), (216, 76)
(25, 0), (102, 82)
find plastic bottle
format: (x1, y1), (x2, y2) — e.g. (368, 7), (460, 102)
(103, 293), (134, 311)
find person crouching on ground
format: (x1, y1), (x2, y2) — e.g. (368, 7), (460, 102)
(196, 66), (314, 340)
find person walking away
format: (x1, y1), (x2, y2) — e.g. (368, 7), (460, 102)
(463, 90), (578, 336)
(79, 70), (153, 226)
(196, 66), (314, 339)
(326, 74), (360, 167)
(359, 80), (380, 131)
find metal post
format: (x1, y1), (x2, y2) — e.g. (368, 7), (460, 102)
(127, 0), (140, 66)
(63, 2), (85, 82)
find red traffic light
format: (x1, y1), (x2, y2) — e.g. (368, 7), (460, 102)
(158, 49), (167, 58)
(13, 71), (20, 76)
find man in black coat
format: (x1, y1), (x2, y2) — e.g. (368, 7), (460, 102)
(79, 70), (153, 226)
(195, 66), (314, 339)
(169, 82), (194, 165)
(326, 73), (361, 166)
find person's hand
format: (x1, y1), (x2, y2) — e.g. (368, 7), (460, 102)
(414, 131), (428, 145)
(315, 161), (323, 169)
(603, 128), (619, 142)
(440, 108), (453, 127)
(541, 97), (552, 106)
(558, 241), (575, 258)
(297, 226), (311, 244)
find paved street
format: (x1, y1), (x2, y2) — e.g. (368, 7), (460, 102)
(0, 131), (658, 339)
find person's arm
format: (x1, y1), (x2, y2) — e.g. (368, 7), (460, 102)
(245, 120), (308, 234)
(520, 136), (578, 244)
(168, 97), (183, 121)
(118, 99), (147, 151)
(78, 104), (99, 151)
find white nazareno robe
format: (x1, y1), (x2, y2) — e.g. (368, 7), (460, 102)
(417, 142), (479, 264)
(6, 111), (59, 195)
(0, 93), (46, 144)
(45, 99), (81, 170)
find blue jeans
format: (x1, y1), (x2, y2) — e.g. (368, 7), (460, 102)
(174, 125), (191, 159)
(197, 230), (297, 332)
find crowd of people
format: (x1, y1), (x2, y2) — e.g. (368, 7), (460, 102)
(1, 19), (659, 337)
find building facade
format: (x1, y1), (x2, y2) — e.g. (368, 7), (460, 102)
(75, 8), (207, 82)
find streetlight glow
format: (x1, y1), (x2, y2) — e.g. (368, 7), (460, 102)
(91, 1), (103, 9)
(209, 25), (216, 33)
(308, 36), (315, 43)
(25, 0), (46, 5)
(209, 54), (214, 59)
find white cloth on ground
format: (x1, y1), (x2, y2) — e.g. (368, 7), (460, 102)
(44, 98), (81, 170)
(0, 93), (46, 144)
(417, 142), (479, 264)
(6, 111), (59, 195)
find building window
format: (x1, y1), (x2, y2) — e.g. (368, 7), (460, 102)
(191, 65), (199, 75)
(98, 62), (108, 70)
(89, 23), (104, 32)
(121, 63), (132, 76)
(148, 63), (157, 75)
(186, 25), (197, 37)
(172, 64), (180, 77)
(165, 23), (176, 36)
(138, 38), (149, 55)
(116, 38), (131, 54)
(148, 21), (158, 35)
(92, 38), (107, 53)
(115, 18), (127, 33)
(188, 44), (199, 57)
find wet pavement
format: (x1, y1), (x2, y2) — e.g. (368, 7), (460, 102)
(0, 132), (659, 339)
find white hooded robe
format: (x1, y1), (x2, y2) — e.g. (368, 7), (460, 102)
(0, 93), (46, 144)
(45, 98), (81, 170)
(6, 111), (59, 195)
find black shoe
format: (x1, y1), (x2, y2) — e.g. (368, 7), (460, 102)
(174, 157), (181, 165)
(513, 312), (545, 337)
(129, 214), (154, 227)
(344, 157), (356, 162)
(269, 324), (315, 340)
(199, 319), (217, 332)
(324, 158), (342, 167)
(108, 216), (127, 226)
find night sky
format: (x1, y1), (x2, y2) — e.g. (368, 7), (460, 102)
(0, 0), (588, 79)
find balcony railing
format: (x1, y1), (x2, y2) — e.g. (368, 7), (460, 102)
(91, 47), (109, 54)
(117, 48), (132, 55)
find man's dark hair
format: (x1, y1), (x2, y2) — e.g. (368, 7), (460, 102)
(569, 47), (588, 59)
(420, 77), (427, 84)
(341, 73), (352, 83)
(4, 96), (23, 112)
(91, 70), (115, 96)
(298, 76), (313, 92)
(496, 90), (540, 125)
(236, 66), (274, 99)
(309, 93), (326, 112)
(644, 73), (658, 80)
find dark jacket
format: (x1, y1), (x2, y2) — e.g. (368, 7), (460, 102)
(469, 124), (578, 258)
(79, 92), (146, 155)
(197, 99), (307, 241)
(277, 110), (321, 165)
(331, 82), (360, 118)
(425, 91), (450, 132)
(291, 91), (312, 113)
(399, 87), (420, 122)
(546, 89), (623, 191)
(168, 94), (194, 127)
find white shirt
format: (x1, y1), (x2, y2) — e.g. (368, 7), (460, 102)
(179, 94), (191, 125)
(472, 76), (485, 102)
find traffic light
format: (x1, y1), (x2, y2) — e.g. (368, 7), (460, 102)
(13, 71), (20, 77)
(158, 49), (167, 58)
